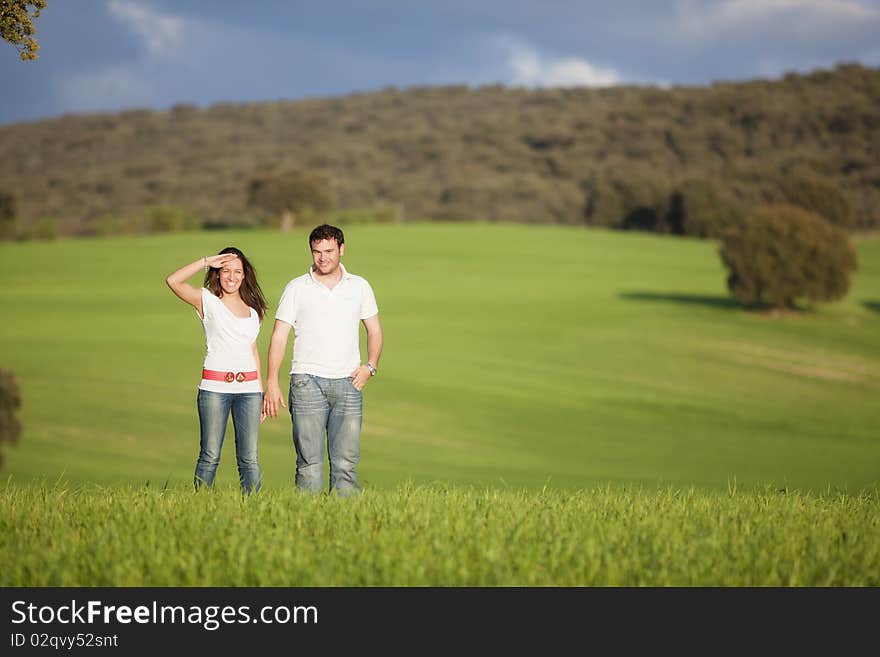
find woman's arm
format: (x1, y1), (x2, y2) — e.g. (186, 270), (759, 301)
(165, 254), (235, 316)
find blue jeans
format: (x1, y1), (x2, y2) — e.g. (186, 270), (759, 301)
(195, 389), (262, 493)
(289, 374), (363, 495)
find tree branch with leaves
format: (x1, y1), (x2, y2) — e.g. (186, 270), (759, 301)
(1, 0), (47, 61)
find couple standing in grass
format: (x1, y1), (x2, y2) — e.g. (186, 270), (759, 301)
(165, 224), (384, 495)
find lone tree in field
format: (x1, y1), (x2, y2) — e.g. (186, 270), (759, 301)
(1, 0), (46, 61)
(247, 170), (334, 231)
(0, 368), (22, 470)
(719, 204), (859, 309)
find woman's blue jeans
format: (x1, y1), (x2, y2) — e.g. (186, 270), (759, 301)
(288, 374), (362, 495)
(195, 389), (262, 493)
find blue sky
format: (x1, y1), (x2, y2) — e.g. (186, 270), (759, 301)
(2, 0), (880, 126)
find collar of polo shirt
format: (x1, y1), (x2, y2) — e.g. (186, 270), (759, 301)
(307, 262), (352, 283)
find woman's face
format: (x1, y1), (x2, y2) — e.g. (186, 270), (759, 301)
(219, 257), (244, 295)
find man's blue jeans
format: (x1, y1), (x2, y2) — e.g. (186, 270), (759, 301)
(288, 374), (363, 495)
(195, 389), (262, 493)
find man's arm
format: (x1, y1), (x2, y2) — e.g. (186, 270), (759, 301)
(253, 341), (267, 423)
(263, 319), (292, 418)
(350, 314), (384, 392)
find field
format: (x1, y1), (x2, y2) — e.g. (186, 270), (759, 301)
(2, 222), (878, 492)
(1, 223), (878, 585)
(2, 483), (878, 586)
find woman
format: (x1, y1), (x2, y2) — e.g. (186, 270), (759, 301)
(165, 247), (268, 493)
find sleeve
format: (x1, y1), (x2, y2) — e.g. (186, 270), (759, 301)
(274, 281), (297, 325)
(360, 279), (379, 320)
(198, 287), (215, 322)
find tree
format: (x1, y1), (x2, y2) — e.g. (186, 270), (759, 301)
(0, 368), (22, 470)
(587, 169), (669, 231)
(667, 178), (745, 238)
(1, 0), (46, 61)
(0, 190), (15, 239)
(247, 170), (335, 231)
(719, 203), (858, 309)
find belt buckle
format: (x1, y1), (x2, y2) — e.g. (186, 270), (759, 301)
(224, 372), (235, 383)
(235, 372), (245, 383)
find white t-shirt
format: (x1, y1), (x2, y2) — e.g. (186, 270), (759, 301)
(275, 264), (379, 379)
(197, 288), (262, 394)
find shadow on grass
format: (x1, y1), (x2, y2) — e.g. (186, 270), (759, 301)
(863, 300), (880, 313)
(619, 291), (739, 310)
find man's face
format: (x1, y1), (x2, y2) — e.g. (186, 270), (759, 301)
(311, 238), (344, 276)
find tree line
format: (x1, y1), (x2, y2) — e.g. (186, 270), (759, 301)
(0, 63), (878, 240)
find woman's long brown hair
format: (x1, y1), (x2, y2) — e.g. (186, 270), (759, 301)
(203, 246), (268, 321)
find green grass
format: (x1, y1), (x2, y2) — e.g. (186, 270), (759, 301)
(2, 223), (879, 586)
(1, 223), (879, 493)
(2, 483), (877, 586)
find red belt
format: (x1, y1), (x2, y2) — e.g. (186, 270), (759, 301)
(202, 369), (259, 383)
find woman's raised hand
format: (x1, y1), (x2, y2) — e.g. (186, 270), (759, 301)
(206, 253), (237, 269)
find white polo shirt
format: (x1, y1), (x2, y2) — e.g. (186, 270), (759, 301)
(275, 264), (379, 378)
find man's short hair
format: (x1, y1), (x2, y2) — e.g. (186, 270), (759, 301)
(309, 224), (344, 247)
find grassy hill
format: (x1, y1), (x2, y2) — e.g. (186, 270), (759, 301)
(1, 64), (879, 237)
(1, 223), (878, 493)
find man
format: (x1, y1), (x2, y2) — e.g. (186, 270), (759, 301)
(263, 224), (383, 495)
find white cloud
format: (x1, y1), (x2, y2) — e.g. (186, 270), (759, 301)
(56, 66), (156, 112)
(51, 2), (190, 115)
(502, 39), (622, 87)
(107, 0), (185, 57)
(674, 0), (880, 42)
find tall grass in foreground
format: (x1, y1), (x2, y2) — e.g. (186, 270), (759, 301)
(2, 483), (877, 586)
